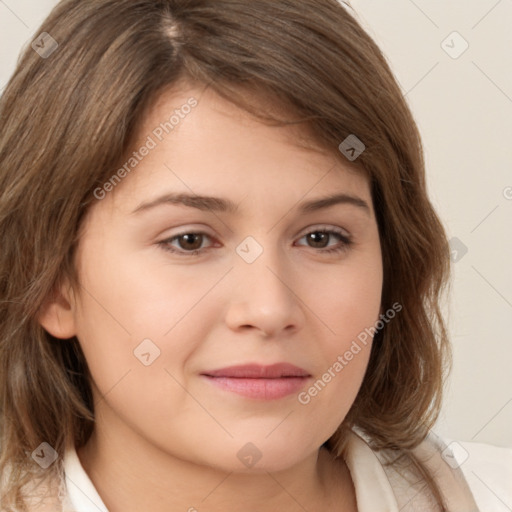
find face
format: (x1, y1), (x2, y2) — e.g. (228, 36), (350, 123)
(49, 83), (383, 473)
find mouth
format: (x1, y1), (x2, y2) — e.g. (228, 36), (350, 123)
(200, 363), (311, 400)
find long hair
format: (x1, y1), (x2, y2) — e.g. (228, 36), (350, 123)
(0, 0), (451, 509)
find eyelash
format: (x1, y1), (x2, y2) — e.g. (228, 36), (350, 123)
(157, 227), (353, 257)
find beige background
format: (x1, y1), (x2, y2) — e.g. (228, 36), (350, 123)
(1, 0), (510, 448)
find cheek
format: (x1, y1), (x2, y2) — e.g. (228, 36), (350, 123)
(72, 250), (213, 405)
(75, 240), (215, 348)
(316, 252), (383, 349)
(327, 286), (381, 349)
(72, 276), (201, 441)
(296, 250), (382, 420)
(295, 305), (376, 439)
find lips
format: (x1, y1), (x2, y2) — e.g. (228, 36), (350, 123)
(203, 363), (310, 379)
(201, 363), (311, 400)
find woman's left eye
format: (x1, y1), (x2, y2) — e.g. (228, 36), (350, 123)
(157, 227), (353, 257)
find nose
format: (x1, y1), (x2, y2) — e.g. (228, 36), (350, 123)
(223, 242), (306, 338)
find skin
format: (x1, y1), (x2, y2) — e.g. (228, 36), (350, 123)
(39, 82), (383, 512)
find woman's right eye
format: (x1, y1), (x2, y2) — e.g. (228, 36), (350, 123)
(158, 232), (214, 257)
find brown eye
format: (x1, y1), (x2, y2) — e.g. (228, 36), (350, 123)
(159, 231), (214, 256)
(296, 228), (352, 255)
(306, 231), (331, 249)
(175, 233), (204, 251)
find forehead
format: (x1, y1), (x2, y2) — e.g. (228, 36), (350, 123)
(107, 82), (372, 216)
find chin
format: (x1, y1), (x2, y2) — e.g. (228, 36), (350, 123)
(196, 435), (320, 474)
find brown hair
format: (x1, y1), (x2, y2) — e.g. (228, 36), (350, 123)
(0, 0), (451, 509)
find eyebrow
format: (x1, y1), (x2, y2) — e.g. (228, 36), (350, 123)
(130, 192), (371, 216)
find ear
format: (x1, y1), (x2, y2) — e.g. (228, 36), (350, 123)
(37, 278), (78, 339)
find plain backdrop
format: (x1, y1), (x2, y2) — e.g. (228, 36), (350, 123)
(1, 0), (511, 448)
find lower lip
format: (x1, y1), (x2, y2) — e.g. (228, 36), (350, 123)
(202, 376), (309, 400)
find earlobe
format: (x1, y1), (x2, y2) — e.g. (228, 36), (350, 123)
(37, 280), (77, 339)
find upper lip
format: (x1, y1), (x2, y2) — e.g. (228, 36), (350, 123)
(202, 363), (311, 379)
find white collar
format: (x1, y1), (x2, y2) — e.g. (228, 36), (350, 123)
(342, 431), (399, 511)
(63, 446), (109, 512)
(63, 431), (398, 512)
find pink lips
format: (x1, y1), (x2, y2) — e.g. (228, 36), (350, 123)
(201, 363), (311, 400)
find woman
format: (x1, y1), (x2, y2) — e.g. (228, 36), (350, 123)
(0, 0), (484, 510)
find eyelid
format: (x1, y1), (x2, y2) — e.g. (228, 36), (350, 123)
(157, 223), (353, 257)
(297, 223), (350, 238)
(160, 223), (350, 244)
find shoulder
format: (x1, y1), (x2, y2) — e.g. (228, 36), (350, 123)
(447, 438), (512, 512)
(343, 428), (501, 511)
(372, 430), (512, 512)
